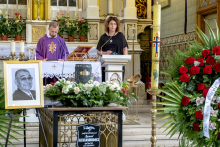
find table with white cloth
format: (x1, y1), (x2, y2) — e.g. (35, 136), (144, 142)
(0, 45), (98, 60)
(42, 61), (102, 83)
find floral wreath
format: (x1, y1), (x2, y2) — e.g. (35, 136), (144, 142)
(156, 21), (220, 146)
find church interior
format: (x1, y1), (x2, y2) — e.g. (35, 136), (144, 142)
(0, 0), (218, 147)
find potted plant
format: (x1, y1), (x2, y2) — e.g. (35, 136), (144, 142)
(10, 13), (26, 41)
(65, 20), (77, 42)
(76, 18), (90, 42)
(0, 10), (11, 41)
(55, 14), (68, 38)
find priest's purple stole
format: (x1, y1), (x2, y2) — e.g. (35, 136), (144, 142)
(36, 34), (69, 60)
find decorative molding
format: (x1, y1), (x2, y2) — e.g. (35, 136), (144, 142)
(110, 73), (122, 83)
(32, 26), (46, 42)
(127, 24), (137, 40)
(160, 0), (170, 9)
(161, 32), (196, 46)
(135, 0), (147, 19)
(88, 23), (98, 40)
(137, 24), (152, 35)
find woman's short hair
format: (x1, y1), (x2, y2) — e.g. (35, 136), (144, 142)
(105, 17), (120, 33)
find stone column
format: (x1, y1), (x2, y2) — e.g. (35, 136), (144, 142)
(123, 0), (137, 19)
(86, 0), (100, 19)
(107, 0), (114, 15)
(147, 0), (152, 20)
(86, 0), (100, 43)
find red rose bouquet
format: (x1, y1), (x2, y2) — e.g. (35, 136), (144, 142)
(155, 21), (220, 147)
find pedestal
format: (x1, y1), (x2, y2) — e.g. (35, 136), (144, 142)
(101, 55), (131, 82)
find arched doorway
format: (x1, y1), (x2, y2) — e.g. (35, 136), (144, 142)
(138, 26), (152, 97)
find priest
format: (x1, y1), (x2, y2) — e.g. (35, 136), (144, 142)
(36, 21), (69, 61)
(36, 21), (69, 85)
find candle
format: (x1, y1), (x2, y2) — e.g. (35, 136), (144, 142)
(6, 0), (8, 12)
(151, 4), (161, 89)
(76, 0), (78, 12)
(11, 41), (15, 53)
(57, 0), (59, 12)
(20, 40), (24, 53)
(16, 0), (18, 13)
(67, 0), (69, 13)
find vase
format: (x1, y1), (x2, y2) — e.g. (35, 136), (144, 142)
(1, 35), (8, 41)
(15, 35), (22, 41)
(68, 36), (74, 42)
(80, 36), (86, 42)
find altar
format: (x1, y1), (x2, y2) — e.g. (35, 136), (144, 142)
(42, 61), (102, 83)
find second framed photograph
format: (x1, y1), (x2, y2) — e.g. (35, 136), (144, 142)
(4, 60), (44, 109)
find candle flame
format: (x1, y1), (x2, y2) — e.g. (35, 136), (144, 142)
(157, 2), (158, 4)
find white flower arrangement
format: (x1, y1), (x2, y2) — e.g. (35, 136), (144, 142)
(44, 78), (137, 107)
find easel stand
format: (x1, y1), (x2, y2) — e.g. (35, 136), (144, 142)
(5, 110), (14, 147)
(36, 108), (48, 147)
(23, 109), (26, 147)
(5, 109), (48, 147)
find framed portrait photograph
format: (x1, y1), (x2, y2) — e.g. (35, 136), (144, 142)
(4, 60), (44, 109)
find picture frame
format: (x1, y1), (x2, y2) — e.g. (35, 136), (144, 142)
(4, 60), (44, 109)
(160, 0), (170, 9)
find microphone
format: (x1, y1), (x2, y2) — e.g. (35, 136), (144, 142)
(55, 37), (67, 79)
(56, 37), (67, 61)
(100, 35), (113, 56)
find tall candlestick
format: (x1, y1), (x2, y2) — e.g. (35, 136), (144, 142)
(76, 0), (78, 12)
(67, 0), (69, 13)
(57, 0), (59, 12)
(11, 41), (15, 53)
(16, 0), (18, 13)
(6, 0), (8, 12)
(20, 40), (24, 53)
(148, 3), (161, 147)
(151, 4), (161, 89)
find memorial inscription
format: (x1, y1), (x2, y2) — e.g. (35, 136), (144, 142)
(77, 123), (101, 147)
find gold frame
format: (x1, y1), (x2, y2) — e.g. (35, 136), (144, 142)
(4, 60), (44, 109)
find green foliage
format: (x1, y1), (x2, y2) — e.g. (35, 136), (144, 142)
(0, 12), (11, 35)
(0, 71), (26, 147)
(156, 21), (220, 147)
(76, 19), (90, 37)
(10, 13), (26, 35)
(55, 14), (69, 36)
(44, 78), (137, 107)
(65, 20), (77, 37)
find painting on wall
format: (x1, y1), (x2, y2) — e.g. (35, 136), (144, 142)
(160, 0), (170, 9)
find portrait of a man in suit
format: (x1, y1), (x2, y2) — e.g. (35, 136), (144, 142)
(13, 69), (36, 101)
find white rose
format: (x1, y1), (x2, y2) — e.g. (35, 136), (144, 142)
(110, 85), (116, 91)
(0, 10), (2, 15)
(66, 81), (71, 85)
(45, 84), (51, 91)
(84, 84), (90, 89)
(89, 84), (94, 87)
(93, 81), (100, 87)
(74, 87), (80, 94)
(55, 81), (60, 85)
(68, 85), (72, 88)
(62, 88), (69, 94)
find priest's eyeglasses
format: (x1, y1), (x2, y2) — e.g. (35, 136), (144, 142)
(17, 77), (33, 82)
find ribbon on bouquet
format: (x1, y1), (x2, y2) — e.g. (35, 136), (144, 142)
(203, 77), (220, 138)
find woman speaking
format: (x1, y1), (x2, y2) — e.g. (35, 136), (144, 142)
(96, 17), (128, 81)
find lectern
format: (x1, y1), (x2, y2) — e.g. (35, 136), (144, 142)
(101, 55), (131, 82)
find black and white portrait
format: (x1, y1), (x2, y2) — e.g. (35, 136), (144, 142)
(12, 68), (36, 101)
(4, 61), (44, 109)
